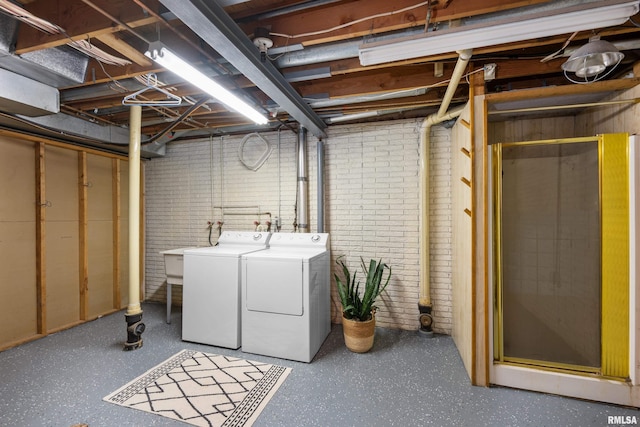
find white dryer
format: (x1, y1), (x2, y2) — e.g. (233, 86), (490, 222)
(182, 231), (270, 349)
(241, 232), (330, 362)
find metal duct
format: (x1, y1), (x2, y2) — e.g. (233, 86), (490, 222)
(297, 126), (309, 232)
(274, 27), (425, 69)
(0, 14), (88, 87)
(0, 68), (59, 116)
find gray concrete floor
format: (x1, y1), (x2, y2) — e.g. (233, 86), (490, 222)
(0, 302), (637, 427)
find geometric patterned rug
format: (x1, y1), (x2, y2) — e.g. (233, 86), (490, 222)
(103, 349), (291, 427)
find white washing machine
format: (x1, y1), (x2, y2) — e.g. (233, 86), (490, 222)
(182, 231), (270, 349)
(241, 232), (330, 362)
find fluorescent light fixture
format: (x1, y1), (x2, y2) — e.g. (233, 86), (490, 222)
(145, 42), (268, 125)
(359, 0), (640, 66)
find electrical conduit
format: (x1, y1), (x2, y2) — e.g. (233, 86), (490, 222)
(419, 49), (472, 335)
(297, 126), (309, 232)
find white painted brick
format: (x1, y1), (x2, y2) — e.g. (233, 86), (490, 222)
(144, 118), (454, 334)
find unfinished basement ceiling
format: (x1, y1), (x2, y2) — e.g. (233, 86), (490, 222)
(0, 0), (640, 149)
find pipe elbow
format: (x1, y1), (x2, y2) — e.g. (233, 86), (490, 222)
(456, 48), (473, 61)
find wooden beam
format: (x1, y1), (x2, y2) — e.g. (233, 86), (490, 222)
(0, 129), (128, 160)
(78, 151), (88, 321)
(35, 143), (47, 334)
(112, 159), (121, 309)
(484, 77), (640, 103)
(242, 0), (553, 47)
(15, 0), (160, 54)
(95, 33), (152, 67)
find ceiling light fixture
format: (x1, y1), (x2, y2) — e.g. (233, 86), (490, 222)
(144, 42), (268, 125)
(561, 36), (625, 83)
(358, 0), (639, 66)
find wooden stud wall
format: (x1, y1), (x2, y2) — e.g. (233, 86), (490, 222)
(451, 104), (474, 381)
(0, 133), (138, 351)
(120, 161), (130, 309)
(46, 146), (80, 332)
(87, 154), (115, 318)
(0, 137), (38, 347)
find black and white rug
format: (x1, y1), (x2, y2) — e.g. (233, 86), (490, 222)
(104, 349), (291, 427)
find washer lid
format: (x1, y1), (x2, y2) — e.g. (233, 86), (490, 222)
(184, 230), (270, 256)
(242, 247), (326, 261)
(184, 245), (268, 256)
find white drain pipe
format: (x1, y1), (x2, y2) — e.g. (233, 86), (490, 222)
(419, 49), (472, 335)
(124, 105), (145, 351)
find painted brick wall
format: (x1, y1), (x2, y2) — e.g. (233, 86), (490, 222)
(144, 118), (454, 333)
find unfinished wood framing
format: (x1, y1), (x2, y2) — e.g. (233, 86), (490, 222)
(451, 103), (473, 381)
(87, 154), (115, 319)
(35, 143), (46, 334)
(46, 146), (81, 331)
(0, 131), (141, 351)
(112, 159), (121, 309)
(78, 151), (89, 321)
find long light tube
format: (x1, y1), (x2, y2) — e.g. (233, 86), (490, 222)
(359, 0), (640, 66)
(145, 42), (268, 124)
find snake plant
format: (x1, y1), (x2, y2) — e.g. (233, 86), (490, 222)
(335, 256), (391, 321)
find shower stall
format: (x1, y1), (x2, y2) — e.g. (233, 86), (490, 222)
(490, 133), (636, 403)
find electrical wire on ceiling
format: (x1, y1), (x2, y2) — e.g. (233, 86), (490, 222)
(0, 0), (131, 66)
(0, 0), (62, 34)
(68, 39), (132, 66)
(269, 1), (432, 40)
(541, 31), (579, 63)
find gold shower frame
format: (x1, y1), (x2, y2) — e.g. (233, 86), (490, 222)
(492, 134), (629, 379)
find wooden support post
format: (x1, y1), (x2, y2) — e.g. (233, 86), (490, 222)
(78, 152), (88, 321)
(112, 159), (121, 309)
(35, 143), (46, 334)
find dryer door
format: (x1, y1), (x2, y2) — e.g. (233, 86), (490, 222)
(245, 257), (303, 315)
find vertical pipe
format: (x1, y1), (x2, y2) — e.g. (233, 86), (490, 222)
(124, 105), (145, 351)
(128, 105), (142, 316)
(419, 49), (472, 335)
(297, 126), (309, 232)
(317, 138), (325, 233)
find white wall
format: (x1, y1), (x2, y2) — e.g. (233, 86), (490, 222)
(144, 118), (454, 333)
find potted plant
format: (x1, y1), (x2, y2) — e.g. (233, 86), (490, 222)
(335, 256), (391, 353)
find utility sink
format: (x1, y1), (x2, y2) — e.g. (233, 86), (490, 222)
(160, 247), (196, 285)
(160, 247), (197, 324)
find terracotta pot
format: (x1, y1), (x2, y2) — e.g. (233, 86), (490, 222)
(342, 313), (375, 353)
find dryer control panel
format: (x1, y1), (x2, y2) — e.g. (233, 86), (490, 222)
(218, 230), (271, 246)
(269, 232), (329, 249)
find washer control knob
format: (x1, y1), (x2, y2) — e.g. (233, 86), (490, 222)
(311, 234), (321, 242)
(253, 233), (262, 240)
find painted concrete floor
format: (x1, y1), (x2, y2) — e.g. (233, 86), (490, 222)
(0, 302), (637, 427)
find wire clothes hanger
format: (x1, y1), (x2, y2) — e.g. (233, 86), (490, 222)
(122, 73), (182, 106)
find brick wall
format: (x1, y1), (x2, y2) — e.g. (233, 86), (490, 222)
(145, 118), (454, 333)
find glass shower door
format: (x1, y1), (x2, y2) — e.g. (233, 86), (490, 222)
(495, 140), (602, 371)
